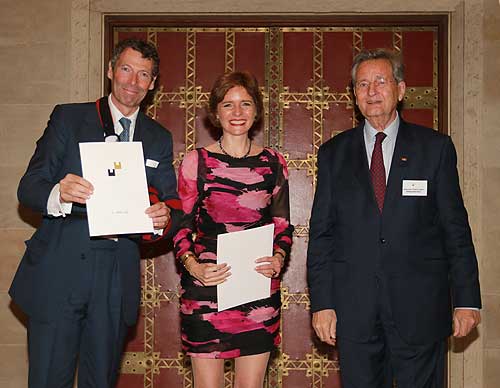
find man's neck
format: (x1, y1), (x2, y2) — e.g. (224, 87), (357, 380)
(366, 112), (397, 132)
(109, 93), (139, 117)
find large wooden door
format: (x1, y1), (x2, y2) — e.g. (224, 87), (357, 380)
(107, 16), (446, 388)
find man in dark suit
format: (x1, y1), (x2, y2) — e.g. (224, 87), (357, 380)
(307, 49), (481, 388)
(9, 39), (182, 388)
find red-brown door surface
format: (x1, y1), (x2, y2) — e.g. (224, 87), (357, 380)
(109, 19), (443, 388)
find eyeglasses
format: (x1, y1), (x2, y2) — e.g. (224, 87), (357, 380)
(354, 76), (394, 91)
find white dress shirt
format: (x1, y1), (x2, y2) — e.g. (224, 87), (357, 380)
(363, 113), (400, 183)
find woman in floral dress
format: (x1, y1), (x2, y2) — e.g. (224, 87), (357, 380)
(173, 71), (294, 388)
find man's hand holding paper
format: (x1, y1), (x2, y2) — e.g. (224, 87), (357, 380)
(59, 173), (94, 204)
(145, 201), (171, 229)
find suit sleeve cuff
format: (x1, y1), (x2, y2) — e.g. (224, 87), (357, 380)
(47, 184), (72, 217)
(142, 186), (182, 243)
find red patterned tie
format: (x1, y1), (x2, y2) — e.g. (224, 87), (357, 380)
(370, 132), (387, 212)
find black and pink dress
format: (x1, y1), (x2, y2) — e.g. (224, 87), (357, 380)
(173, 147), (294, 358)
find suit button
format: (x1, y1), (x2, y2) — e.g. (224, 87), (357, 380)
(80, 254), (86, 260)
(380, 238), (386, 244)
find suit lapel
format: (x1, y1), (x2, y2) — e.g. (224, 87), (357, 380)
(133, 113), (155, 165)
(351, 124), (380, 212)
(68, 103), (106, 186)
(382, 120), (413, 218)
(133, 113), (147, 143)
(76, 107), (106, 143)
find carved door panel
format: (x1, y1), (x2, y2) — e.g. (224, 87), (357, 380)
(109, 20), (443, 388)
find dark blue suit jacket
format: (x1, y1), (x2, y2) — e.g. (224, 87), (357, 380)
(10, 101), (181, 325)
(307, 120), (481, 344)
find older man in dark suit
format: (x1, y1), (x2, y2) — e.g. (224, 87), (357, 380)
(10, 39), (181, 388)
(307, 49), (481, 388)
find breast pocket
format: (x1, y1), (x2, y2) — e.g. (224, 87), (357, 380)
(144, 157), (160, 182)
(400, 177), (437, 224)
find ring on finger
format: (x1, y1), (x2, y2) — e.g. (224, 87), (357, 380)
(271, 269), (277, 277)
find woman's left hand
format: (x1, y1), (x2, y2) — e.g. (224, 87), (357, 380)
(255, 252), (285, 278)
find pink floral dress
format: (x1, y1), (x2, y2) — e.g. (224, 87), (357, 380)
(173, 147), (294, 358)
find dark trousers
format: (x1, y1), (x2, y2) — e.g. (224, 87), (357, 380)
(337, 274), (446, 388)
(27, 247), (128, 388)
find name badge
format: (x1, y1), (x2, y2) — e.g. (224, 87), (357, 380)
(402, 180), (427, 196)
(146, 159), (159, 168)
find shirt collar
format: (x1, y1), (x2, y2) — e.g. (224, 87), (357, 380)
(364, 112), (400, 142)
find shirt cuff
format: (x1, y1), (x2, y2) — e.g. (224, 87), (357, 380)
(454, 307), (480, 311)
(47, 184), (72, 217)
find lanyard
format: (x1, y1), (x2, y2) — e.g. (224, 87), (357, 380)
(95, 97), (119, 142)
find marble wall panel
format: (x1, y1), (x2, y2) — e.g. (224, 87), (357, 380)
(483, 294), (500, 349)
(0, 294), (27, 346)
(0, 344), (28, 388)
(484, 349), (500, 388)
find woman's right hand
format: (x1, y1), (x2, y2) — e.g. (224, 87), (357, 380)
(185, 256), (231, 286)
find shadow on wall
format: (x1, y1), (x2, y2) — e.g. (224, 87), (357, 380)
(17, 204), (42, 229)
(451, 327), (480, 353)
(9, 300), (27, 330)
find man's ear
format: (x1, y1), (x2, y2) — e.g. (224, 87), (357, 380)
(397, 81), (406, 102)
(107, 62), (113, 80)
(148, 76), (157, 91)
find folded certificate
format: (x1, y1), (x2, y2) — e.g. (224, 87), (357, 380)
(79, 142), (153, 236)
(217, 224), (274, 311)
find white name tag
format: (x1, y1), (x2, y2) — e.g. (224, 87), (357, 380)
(402, 180), (428, 196)
(146, 159), (159, 168)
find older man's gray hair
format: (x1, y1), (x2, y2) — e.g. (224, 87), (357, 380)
(351, 49), (405, 85)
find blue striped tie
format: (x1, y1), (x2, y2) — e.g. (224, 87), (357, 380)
(118, 117), (131, 142)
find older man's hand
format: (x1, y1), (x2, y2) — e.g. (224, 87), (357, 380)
(145, 201), (171, 229)
(453, 309), (481, 338)
(312, 309), (337, 346)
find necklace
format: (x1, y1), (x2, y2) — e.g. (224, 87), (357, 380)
(218, 137), (252, 159)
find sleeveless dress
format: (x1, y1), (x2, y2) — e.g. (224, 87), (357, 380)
(173, 147), (294, 358)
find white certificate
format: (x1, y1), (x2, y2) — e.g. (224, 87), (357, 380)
(216, 224), (274, 311)
(79, 142), (153, 236)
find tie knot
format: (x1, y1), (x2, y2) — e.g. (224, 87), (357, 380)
(375, 132), (386, 144)
(119, 117), (131, 142)
(119, 117), (131, 131)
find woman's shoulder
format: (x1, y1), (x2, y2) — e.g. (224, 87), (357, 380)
(180, 148), (201, 170)
(262, 147), (287, 165)
(184, 148), (201, 159)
